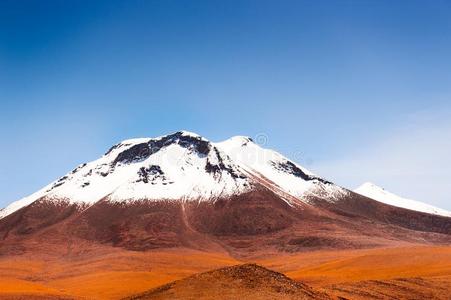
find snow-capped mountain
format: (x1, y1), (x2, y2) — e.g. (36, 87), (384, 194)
(0, 131), (345, 219)
(354, 182), (451, 217)
(1, 131), (450, 256)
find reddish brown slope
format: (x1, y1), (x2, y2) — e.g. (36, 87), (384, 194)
(123, 263), (331, 300)
(0, 185), (450, 259)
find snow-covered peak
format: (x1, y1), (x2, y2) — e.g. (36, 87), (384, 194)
(354, 182), (451, 217)
(215, 136), (316, 177)
(0, 131), (345, 219)
(219, 136), (254, 147)
(357, 182), (383, 192)
(177, 130), (203, 137)
(104, 131), (205, 156)
(215, 136), (344, 201)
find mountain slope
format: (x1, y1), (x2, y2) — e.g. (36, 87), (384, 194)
(354, 182), (451, 217)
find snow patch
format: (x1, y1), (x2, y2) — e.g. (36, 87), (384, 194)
(354, 182), (451, 217)
(215, 136), (343, 201)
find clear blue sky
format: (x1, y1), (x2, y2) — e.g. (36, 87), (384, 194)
(1, 0), (451, 209)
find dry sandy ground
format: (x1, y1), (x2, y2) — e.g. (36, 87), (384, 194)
(0, 245), (450, 299)
(258, 245), (451, 299)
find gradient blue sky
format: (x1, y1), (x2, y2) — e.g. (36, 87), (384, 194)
(1, 0), (451, 209)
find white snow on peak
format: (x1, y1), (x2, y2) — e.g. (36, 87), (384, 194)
(0, 187), (49, 219)
(0, 132), (250, 219)
(114, 137), (152, 145)
(0, 131), (345, 219)
(214, 137), (346, 201)
(178, 130), (202, 137)
(354, 182), (451, 217)
(109, 142), (250, 202)
(104, 131), (204, 156)
(223, 136), (254, 145)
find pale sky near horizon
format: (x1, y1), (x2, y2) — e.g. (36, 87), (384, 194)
(1, 0), (451, 209)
